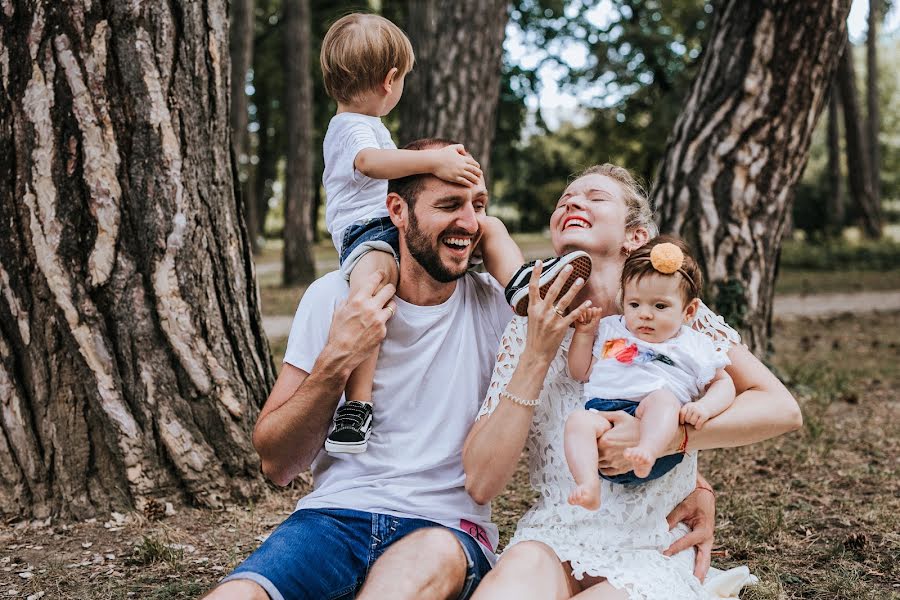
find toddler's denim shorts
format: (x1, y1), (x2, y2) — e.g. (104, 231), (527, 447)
(339, 217), (400, 280)
(219, 507), (492, 600)
(585, 397), (685, 485)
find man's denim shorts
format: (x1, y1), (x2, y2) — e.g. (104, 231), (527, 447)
(219, 507), (492, 600)
(339, 217), (400, 280)
(585, 397), (685, 485)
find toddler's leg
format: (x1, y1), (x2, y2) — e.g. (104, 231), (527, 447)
(624, 390), (681, 478)
(327, 250), (397, 455)
(564, 410), (612, 510)
(478, 216), (524, 287)
(345, 250), (398, 404)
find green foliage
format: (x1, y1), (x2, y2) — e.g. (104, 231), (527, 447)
(779, 238), (900, 271)
(126, 537), (184, 566)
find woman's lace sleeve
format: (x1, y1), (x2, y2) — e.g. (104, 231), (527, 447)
(690, 300), (742, 355)
(476, 316), (527, 420)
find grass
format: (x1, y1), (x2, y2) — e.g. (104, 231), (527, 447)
(2, 311), (896, 598)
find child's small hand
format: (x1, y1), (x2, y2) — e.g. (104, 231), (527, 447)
(679, 403), (711, 430)
(432, 144), (483, 186)
(574, 307), (603, 334)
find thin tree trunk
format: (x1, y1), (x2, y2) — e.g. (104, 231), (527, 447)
(231, 0), (258, 253)
(282, 0), (316, 285)
(827, 85), (845, 236)
(398, 0), (508, 177)
(866, 0), (880, 210)
(0, 1), (275, 518)
(653, 0), (850, 356)
(836, 34), (882, 238)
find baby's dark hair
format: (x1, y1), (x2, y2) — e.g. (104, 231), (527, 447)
(621, 235), (703, 303)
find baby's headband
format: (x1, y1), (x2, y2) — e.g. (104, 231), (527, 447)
(636, 242), (697, 290)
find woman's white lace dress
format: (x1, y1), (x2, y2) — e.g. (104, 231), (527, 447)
(476, 304), (755, 600)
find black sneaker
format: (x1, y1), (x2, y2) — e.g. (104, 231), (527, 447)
(325, 401), (373, 454)
(505, 251), (592, 317)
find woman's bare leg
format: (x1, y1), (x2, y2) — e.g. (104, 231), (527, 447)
(470, 541), (577, 600)
(564, 410), (612, 510)
(572, 581), (630, 599)
(623, 389), (681, 478)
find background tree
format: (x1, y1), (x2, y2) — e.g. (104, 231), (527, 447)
(398, 0), (509, 177)
(866, 0), (881, 213)
(282, 0), (317, 285)
(0, 1), (275, 518)
(827, 87), (845, 237)
(653, 0), (852, 355)
(231, 0), (257, 250)
(836, 30), (882, 238)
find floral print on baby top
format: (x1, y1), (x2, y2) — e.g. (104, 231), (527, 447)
(601, 338), (676, 367)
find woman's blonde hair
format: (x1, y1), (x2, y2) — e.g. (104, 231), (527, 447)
(575, 164), (658, 237)
(320, 13), (415, 104)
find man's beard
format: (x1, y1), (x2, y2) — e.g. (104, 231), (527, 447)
(406, 208), (470, 283)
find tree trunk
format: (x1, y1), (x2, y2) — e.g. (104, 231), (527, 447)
(398, 0), (508, 177)
(0, 1), (275, 519)
(866, 0), (880, 210)
(827, 85), (845, 236)
(653, 0), (850, 356)
(282, 0), (316, 285)
(230, 0), (258, 253)
(836, 34), (882, 238)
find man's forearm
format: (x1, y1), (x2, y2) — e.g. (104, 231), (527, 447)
(254, 346), (355, 484)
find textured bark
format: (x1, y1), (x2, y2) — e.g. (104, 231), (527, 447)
(866, 0), (880, 209)
(282, 0), (316, 285)
(653, 0), (850, 356)
(230, 0), (258, 252)
(836, 35), (882, 238)
(0, 0), (275, 519)
(827, 86), (845, 235)
(398, 0), (508, 176)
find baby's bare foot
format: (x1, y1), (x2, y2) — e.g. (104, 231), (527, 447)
(568, 481), (601, 510)
(624, 447), (655, 478)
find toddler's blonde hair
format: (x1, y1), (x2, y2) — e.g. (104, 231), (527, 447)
(320, 13), (415, 104)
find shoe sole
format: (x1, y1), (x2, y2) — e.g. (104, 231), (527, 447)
(325, 414), (372, 454)
(512, 252), (592, 317)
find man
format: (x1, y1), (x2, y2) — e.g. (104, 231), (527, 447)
(208, 139), (513, 600)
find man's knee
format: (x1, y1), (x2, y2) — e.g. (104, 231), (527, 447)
(203, 579), (269, 600)
(399, 527), (467, 568)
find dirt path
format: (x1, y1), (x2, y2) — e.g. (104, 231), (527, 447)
(261, 289), (900, 338)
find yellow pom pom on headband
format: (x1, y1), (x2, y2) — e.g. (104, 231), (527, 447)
(643, 242), (697, 289)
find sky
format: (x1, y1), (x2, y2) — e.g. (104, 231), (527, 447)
(506, 0), (900, 130)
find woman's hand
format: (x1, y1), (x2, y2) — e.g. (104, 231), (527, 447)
(595, 410), (641, 475)
(664, 486), (716, 582)
(523, 260), (592, 362)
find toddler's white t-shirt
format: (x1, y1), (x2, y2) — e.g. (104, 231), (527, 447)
(584, 315), (730, 405)
(322, 113), (396, 252)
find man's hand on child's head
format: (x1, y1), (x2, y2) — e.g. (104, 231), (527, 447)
(432, 144), (482, 186)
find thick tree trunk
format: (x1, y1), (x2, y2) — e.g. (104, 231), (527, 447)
(827, 85), (845, 236)
(398, 0), (508, 176)
(653, 0), (850, 356)
(282, 0), (316, 285)
(0, 1), (275, 519)
(230, 0), (258, 253)
(866, 0), (880, 210)
(836, 36), (882, 238)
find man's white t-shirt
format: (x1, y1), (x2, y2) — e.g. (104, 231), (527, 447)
(585, 315), (730, 405)
(322, 113), (396, 252)
(283, 271), (514, 560)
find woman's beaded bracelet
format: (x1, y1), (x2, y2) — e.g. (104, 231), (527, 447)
(500, 388), (541, 407)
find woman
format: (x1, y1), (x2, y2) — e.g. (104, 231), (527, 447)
(463, 164), (802, 599)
